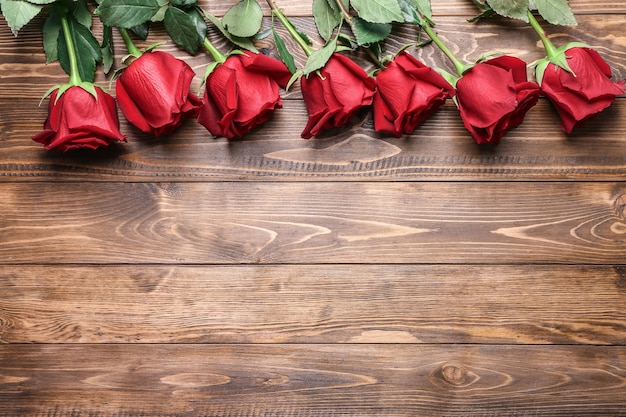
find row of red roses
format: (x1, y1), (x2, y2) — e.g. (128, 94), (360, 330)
(32, 3), (625, 152)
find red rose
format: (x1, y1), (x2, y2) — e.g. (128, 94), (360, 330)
(116, 51), (202, 136)
(456, 56), (541, 145)
(197, 52), (292, 139)
(300, 53), (376, 139)
(32, 86), (126, 152)
(539, 47), (625, 134)
(373, 51), (455, 137)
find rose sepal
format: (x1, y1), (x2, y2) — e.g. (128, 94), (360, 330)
(120, 41), (166, 66)
(200, 62), (221, 92)
(476, 51), (502, 63)
(41, 80), (99, 106)
(142, 41), (167, 55)
(437, 68), (460, 88)
(111, 41), (166, 85)
(534, 41), (589, 85)
(434, 68), (463, 110)
(286, 69), (304, 91)
(200, 49), (247, 91)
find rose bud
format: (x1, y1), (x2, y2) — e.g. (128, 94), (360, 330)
(32, 86), (126, 152)
(373, 51), (455, 137)
(455, 55), (541, 145)
(115, 51), (202, 136)
(197, 52), (292, 139)
(300, 53), (376, 139)
(537, 46), (625, 134)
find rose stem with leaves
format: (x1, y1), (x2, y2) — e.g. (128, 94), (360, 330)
(266, 0), (313, 57)
(51, 8), (97, 98)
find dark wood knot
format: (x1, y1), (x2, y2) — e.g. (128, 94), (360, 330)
(441, 364), (469, 386)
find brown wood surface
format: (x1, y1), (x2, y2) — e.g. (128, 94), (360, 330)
(1, 265), (625, 344)
(0, 182), (625, 264)
(2, 345), (626, 416)
(1, 0), (625, 415)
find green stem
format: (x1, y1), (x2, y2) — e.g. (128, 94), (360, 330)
(60, 12), (81, 85)
(119, 28), (142, 57)
(266, 0), (314, 57)
(422, 23), (466, 76)
(332, 0), (352, 23)
(203, 37), (227, 63)
(527, 11), (559, 60)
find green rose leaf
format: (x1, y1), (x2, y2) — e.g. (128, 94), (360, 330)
(534, 0), (577, 26)
(150, 0), (168, 22)
(57, 14), (102, 83)
(164, 6), (201, 54)
(42, 7), (61, 63)
(1, 0), (44, 35)
(201, 9), (257, 53)
(312, 0), (341, 41)
(397, 0), (423, 25)
(187, 7), (207, 44)
(96, 0), (161, 29)
(350, 0), (404, 24)
(273, 28), (297, 74)
(222, 0), (263, 38)
(486, 0), (529, 22)
(100, 24), (114, 74)
(313, 0), (341, 42)
(351, 17), (392, 45)
(414, 0), (432, 19)
(302, 37), (337, 76)
(72, 0), (92, 29)
(130, 22), (150, 40)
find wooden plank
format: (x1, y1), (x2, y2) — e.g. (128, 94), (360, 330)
(2, 99), (625, 181)
(0, 182), (625, 264)
(1, 265), (625, 344)
(1, 344), (625, 416)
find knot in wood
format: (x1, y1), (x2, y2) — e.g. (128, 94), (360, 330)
(441, 364), (468, 386)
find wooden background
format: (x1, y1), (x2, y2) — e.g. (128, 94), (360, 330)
(1, 0), (625, 415)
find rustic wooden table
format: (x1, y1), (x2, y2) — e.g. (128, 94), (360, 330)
(1, 1), (625, 415)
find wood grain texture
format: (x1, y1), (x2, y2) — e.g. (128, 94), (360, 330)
(2, 2), (625, 416)
(1, 344), (625, 416)
(0, 182), (625, 264)
(1, 265), (625, 345)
